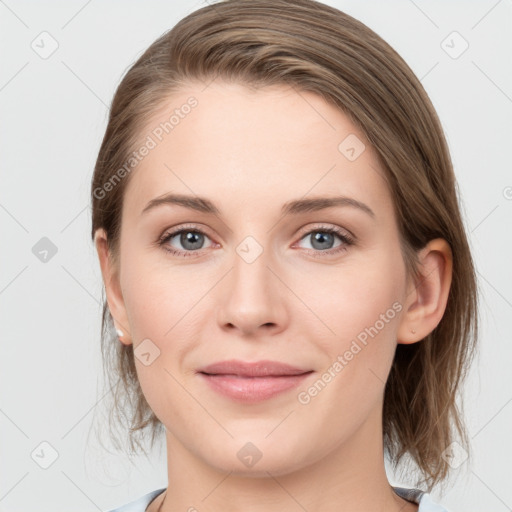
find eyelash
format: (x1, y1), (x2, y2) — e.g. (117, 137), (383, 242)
(156, 223), (355, 259)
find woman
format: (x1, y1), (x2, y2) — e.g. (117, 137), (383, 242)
(91, 1), (478, 511)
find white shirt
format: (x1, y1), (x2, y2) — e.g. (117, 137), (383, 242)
(105, 486), (450, 511)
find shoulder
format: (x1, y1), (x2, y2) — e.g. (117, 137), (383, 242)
(393, 486), (451, 512)
(417, 492), (451, 512)
(104, 487), (166, 512)
(106, 485), (450, 512)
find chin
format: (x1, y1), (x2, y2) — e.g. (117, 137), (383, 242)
(202, 441), (308, 478)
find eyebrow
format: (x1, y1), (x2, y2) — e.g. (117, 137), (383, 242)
(141, 193), (375, 218)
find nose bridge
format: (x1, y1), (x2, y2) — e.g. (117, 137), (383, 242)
(231, 234), (275, 304)
(217, 233), (285, 333)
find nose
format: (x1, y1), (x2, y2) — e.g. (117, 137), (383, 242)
(216, 243), (288, 337)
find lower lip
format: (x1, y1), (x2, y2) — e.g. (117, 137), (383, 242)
(198, 372), (313, 403)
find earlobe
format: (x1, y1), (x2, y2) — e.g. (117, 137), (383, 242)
(397, 238), (453, 344)
(94, 228), (132, 345)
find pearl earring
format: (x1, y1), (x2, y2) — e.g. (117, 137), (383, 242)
(116, 328), (124, 337)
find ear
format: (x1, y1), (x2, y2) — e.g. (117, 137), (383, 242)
(397, 238), (453, 344)
(94, 228), (132, 346)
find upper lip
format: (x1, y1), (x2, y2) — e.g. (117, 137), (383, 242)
(197, 359), (312, 377)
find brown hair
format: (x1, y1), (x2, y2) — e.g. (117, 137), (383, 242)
(90, 0), (478, 493)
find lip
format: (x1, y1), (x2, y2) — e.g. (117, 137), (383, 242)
(197, 359), (313, 403)
(197, 359), (311, 377)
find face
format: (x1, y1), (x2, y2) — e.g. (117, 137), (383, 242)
(103, 80), (414, 476)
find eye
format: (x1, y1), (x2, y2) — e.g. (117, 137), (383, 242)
(157, 223), (355, 258)
(157, 225), (214, 258)
(295, 225), (354, 256)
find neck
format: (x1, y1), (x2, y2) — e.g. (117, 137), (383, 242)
(151, 405), (418, 512)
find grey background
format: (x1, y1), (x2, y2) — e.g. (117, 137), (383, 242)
(1, 1), (511, 511)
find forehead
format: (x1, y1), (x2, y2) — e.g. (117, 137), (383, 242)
(123, 80), (391, 220)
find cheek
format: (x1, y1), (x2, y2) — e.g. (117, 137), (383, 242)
(291, 256), (405, 426)
(294, 251), (406, 362)
(119, 241), (199, 339)
(119, 255), (199, 414)
(119, 251), (212, 405)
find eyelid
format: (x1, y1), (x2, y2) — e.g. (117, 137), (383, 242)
(159, 222), (214, 240)
(292, 223), (355, 255)
(157, 222), (355, 257)
(160, 222), (355, 241)
(155, 223), (214, 254)
(295, 222), (355, 240)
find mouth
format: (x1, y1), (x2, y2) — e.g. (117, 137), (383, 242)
(197, 359), (312, 378)
(196, 360), (314, 402)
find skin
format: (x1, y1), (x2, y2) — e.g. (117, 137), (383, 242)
(95, 79), (452, 512)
